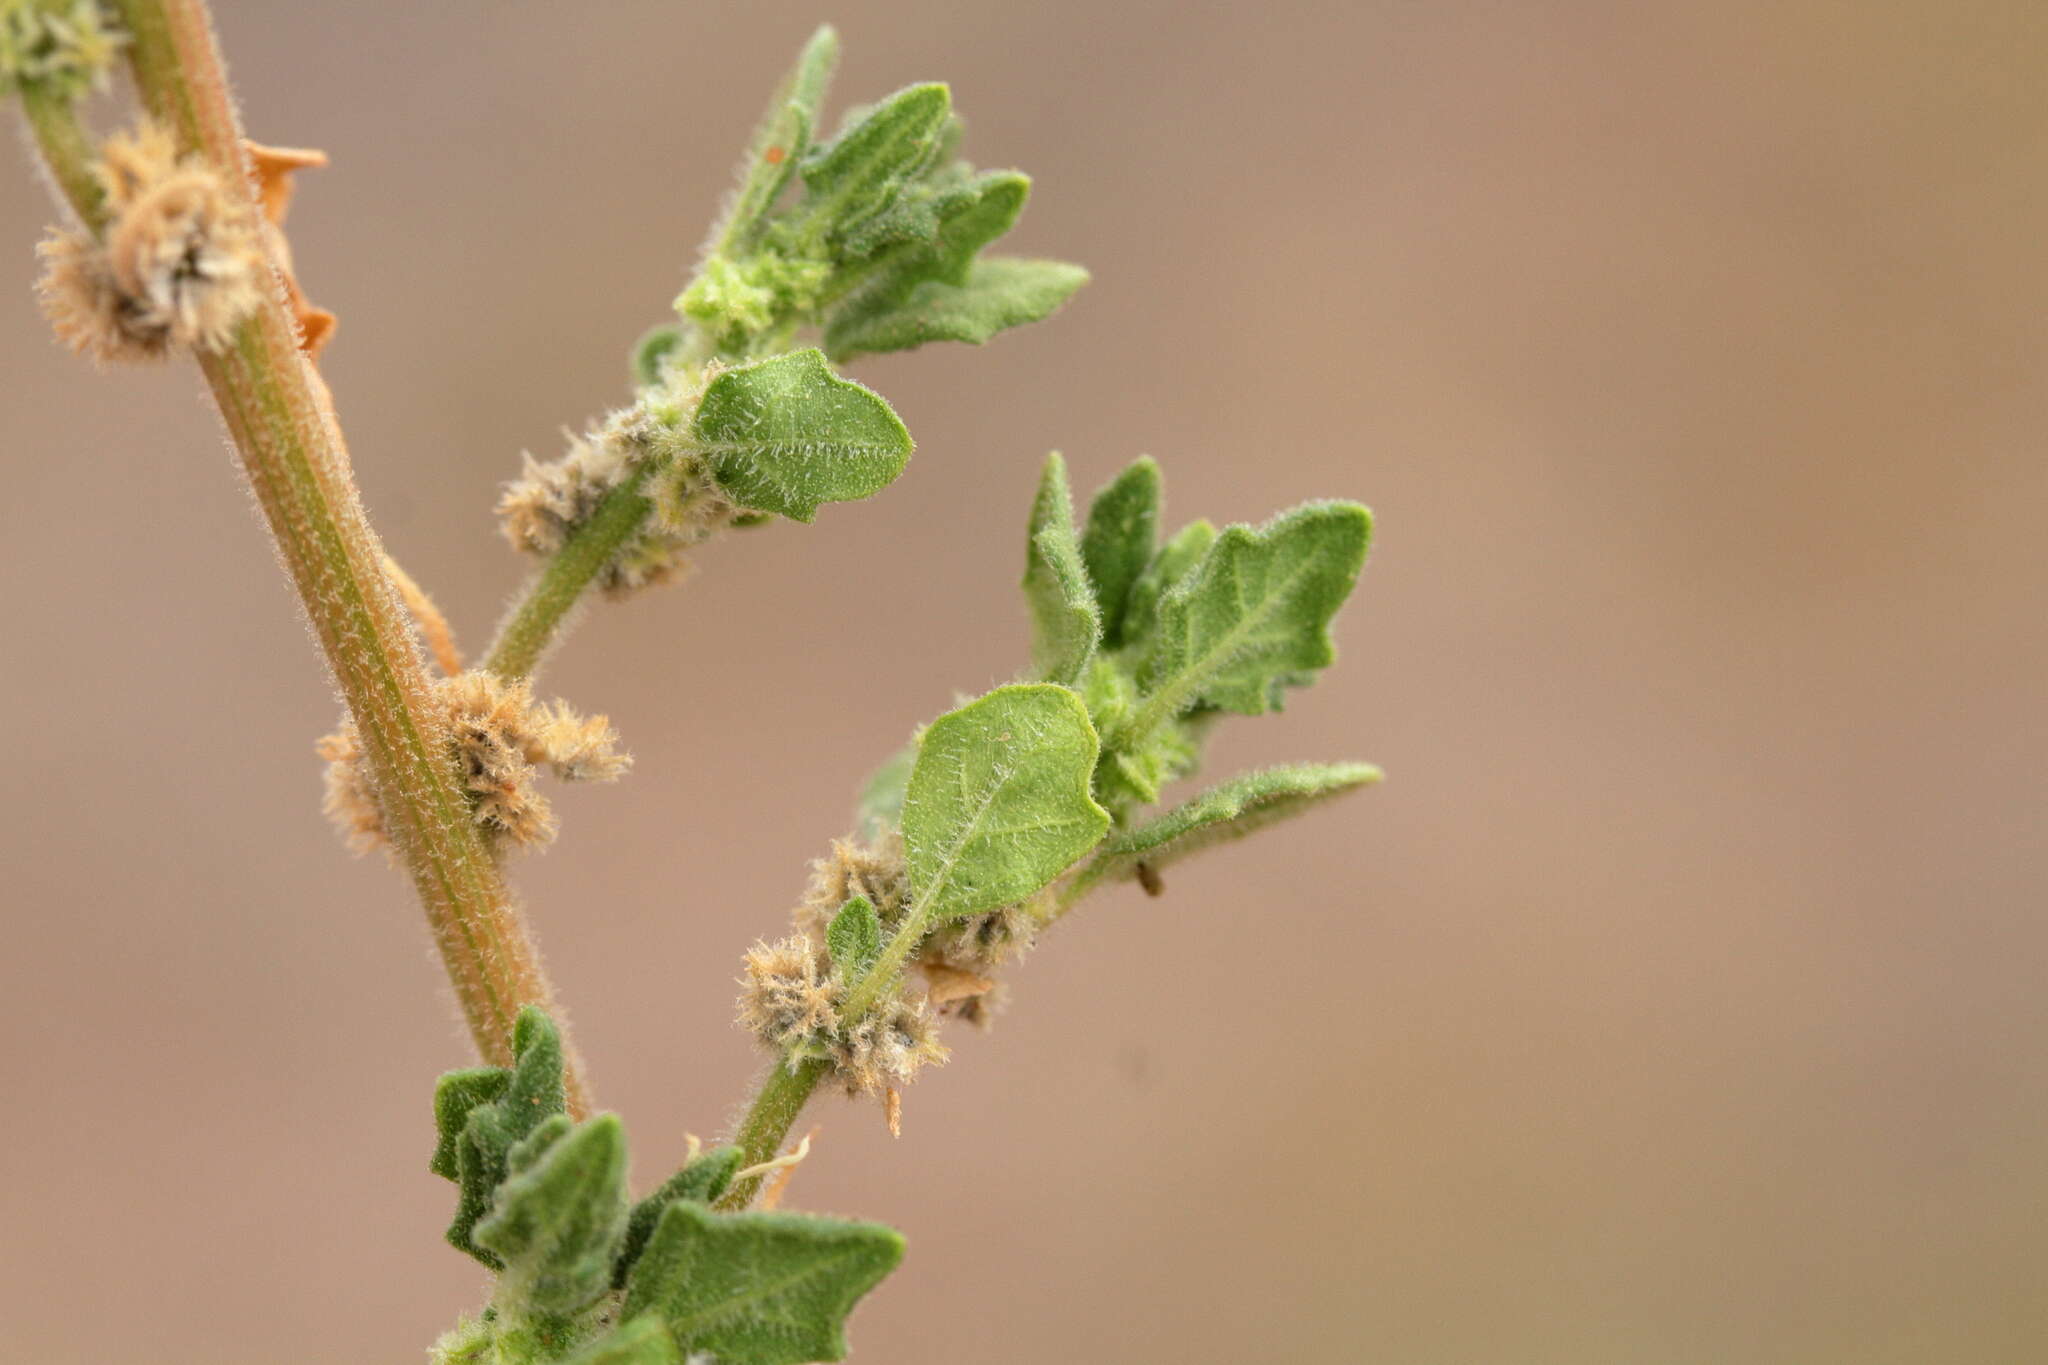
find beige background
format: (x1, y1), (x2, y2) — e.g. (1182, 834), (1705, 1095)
(4, 2), (2046, 1361)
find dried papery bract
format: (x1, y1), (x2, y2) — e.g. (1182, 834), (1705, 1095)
(37, 119), (264, 362)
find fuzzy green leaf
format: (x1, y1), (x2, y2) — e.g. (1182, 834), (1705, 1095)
(1141, 502), (1372, 719)
(621, 1203), (903, 1365)
(692, 349), (912, 522)
(799, 83), (952, 253)
(853, 739), (915, 840)
(614, 1145), (746, 1291)
(1089, 763), (1382, 886)
(431, 1067), (509, 1181)
(821, 171), (1032, 359)
(444, 1007), (569, 1267)
(903, 684), (1109, 924)
(1121, 518), (1216, 656)
(825, 256), (1087, 360)
(715, 25), (840, 254)
(558, 1316), (684, 1365)
(827, 895), (883, 979)
(1081, 457), (1162, 649)
(1021, 453), (1100, 684)
(475, 1113), (630, 1318)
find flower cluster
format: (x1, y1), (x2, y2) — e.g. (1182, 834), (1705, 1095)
(37, 120), (266, 362)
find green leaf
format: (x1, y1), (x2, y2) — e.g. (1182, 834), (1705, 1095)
(853, 738), (915, 840)
(431, 1067), (509, 1181)
(621, 1202), (903, 1365)
(692, 349), (912, 522)
(715, 25), (841, 254)
(824, 256), (1087, 361)
(631, 324), (684, 390)
(827, 894), (883, 979)
(1120, 518), (1216, 656)
(1140, 502), (1372, 720)
(1087, 762), (1382, 886)
(1021, 453), (1100, 684)
(475, 1113), (630, 1318)
(1081, 457), (1162, 649)
(613, 1144), (746, 1290)
(799, 83), (952, 254)
(444, 1007), (570, 1267)
(902, 684), (1110, 924)
(557, 1317), (684, 1365)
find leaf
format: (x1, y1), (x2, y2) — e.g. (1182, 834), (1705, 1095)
(621, 1202), (903, 1365)
(1088, 763), (1382, 885)
(475, 1113), (630, 1318)
(821, 171), (1040, 360)
(1080, 456), (1161, 649)
(825, 256), (1088, 360)
(1021, 453), (1100, 684)
(1142, 502), (1372, 719)
(715, 25), (840, 254)
(799, 83), (952, 254)
(827, 895), (883, 979)
(902, 684), (1109, 924)
(692, 349), (912, 522)
(1120, 518), (1216, 656)
(431, 1067), (509, 1181)
(613, 1143), (746, 1290)
(444, 1007), (569, 1267)
(557, 1316), (684, 1365)
(853, 739), (915, 840)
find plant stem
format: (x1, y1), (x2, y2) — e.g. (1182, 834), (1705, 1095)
(483, 465), (657, 680)
(16, 85), (106, 230)
(717, 1055), (831, 1210)
(78, 0), (591, 1113)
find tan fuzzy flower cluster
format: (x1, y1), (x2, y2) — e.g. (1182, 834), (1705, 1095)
(791, 833), (909, 943)
(496, 405), (735, 597)
(737, 933), (947, 1101)
(917, 904), (1033, 1028)
(38, 121), (265, 362)
(316, 671), (629, 856)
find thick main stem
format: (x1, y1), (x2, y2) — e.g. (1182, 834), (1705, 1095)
(92, 0), (590, 1112)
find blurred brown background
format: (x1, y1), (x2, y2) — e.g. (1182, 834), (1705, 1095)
(4, 2), (2045, 1361)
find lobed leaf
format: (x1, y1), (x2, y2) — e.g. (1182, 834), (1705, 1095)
(1120, 518), (1216, 657)
(1088, 762), (1382, 886)
(825, 256), (1087, 360)
(799, 83), (952, 254)
(692, 349), (912, 522)
(902, 684), (1109, 924)
(1141, 502), (1371, 719)
(620, 1202), (903, 1365)
(474, 1113), (630, 1318)
(441, 1007), (570, 1267)
(613, 1144), (746, 1291)
(1080, 456), (1162, 649)
(1020, 452), (1100, 685)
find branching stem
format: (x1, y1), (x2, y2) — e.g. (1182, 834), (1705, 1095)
(25, 0), (595, 1113)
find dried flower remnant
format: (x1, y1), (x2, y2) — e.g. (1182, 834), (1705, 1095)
(496, 403), (736, 598)
(244, 139), (335, 358)
(316, 671), (629, 856)
(792, 833), (909, 943)
(739, 932), (948, 1106)
(36, 120), (264, 361)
